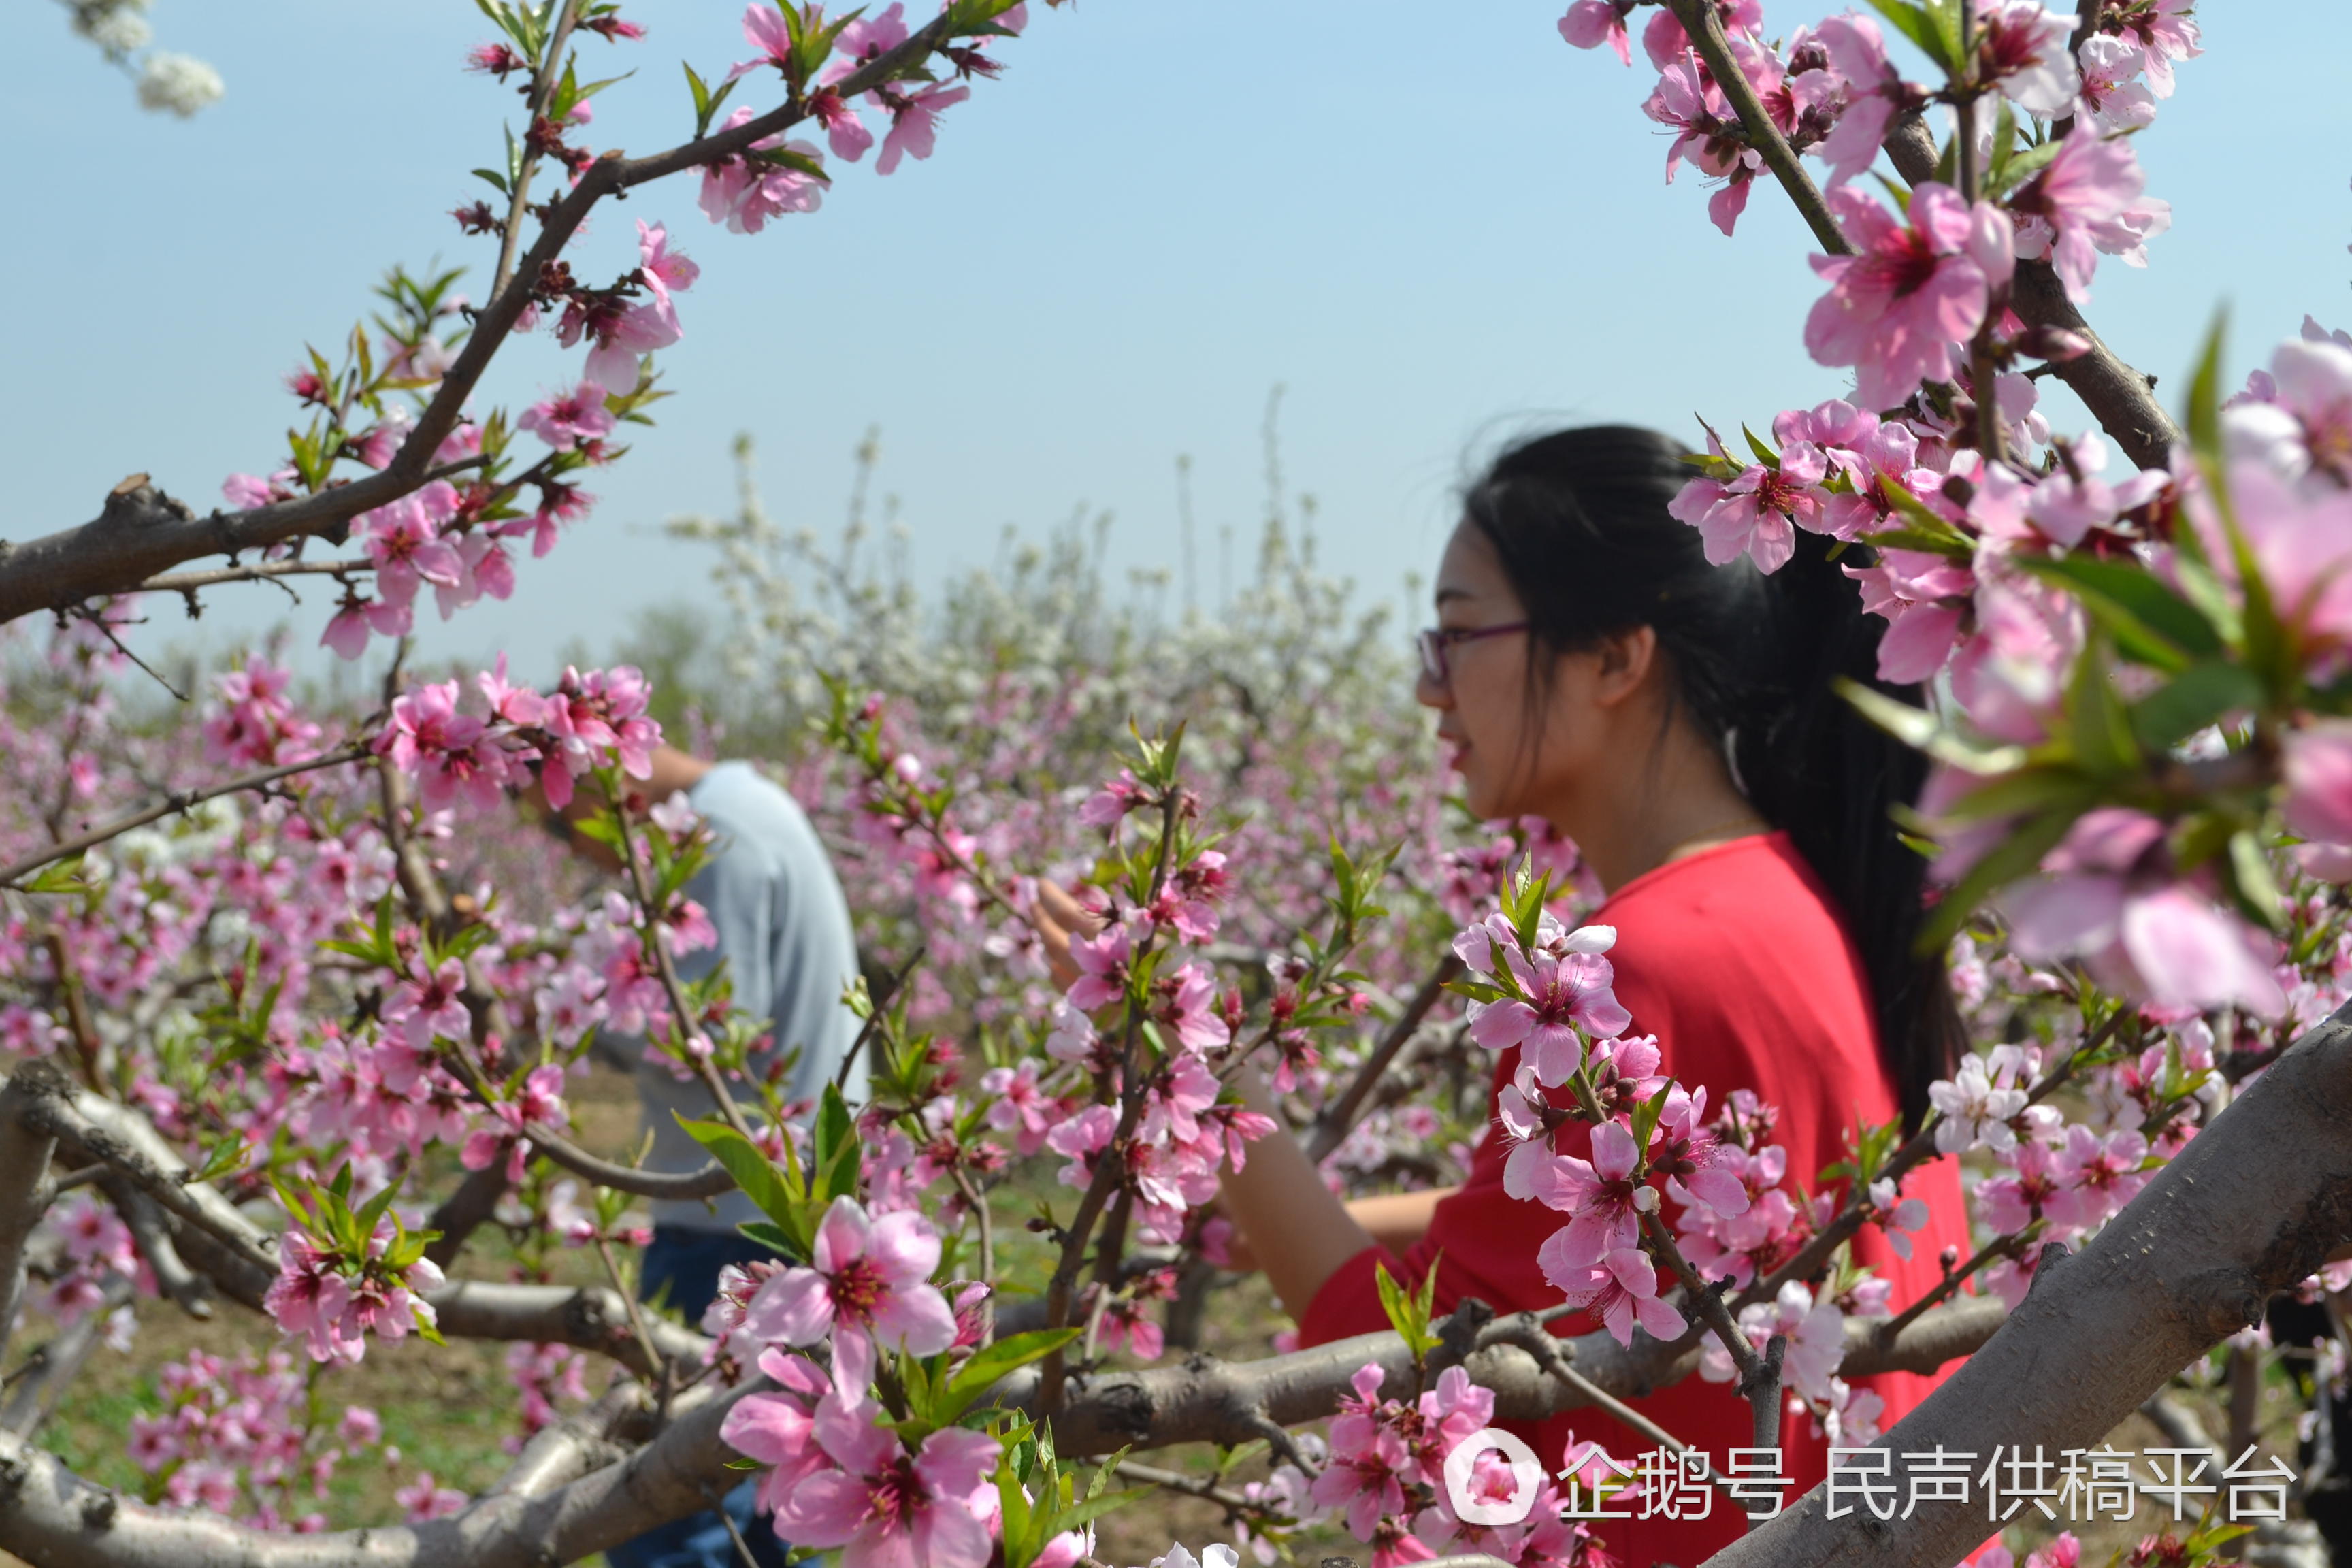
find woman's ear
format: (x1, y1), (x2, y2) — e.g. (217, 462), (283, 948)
(1588, 625), (1660, 709)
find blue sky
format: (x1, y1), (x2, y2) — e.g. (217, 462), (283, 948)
(5, 0), (2343, 687)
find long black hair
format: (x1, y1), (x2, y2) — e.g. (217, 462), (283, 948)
(1460, 424), (1961, 1131)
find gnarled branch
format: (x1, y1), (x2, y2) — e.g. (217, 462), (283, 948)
(1024, 1294), (2006, 1458)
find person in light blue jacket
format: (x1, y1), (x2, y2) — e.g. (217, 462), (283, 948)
(548, 745), (864, 1568)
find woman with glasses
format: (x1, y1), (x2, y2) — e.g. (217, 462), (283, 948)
(1040, 425), (1972, 1565)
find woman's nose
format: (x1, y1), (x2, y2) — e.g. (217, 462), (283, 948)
(1414, 667), (1450, 710)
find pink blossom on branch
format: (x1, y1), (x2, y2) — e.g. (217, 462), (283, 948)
(1803, 182), (2014, 411)
(876, 83), (971, 176)
(1810, 14), (1908, 187)
(741, 1195), (958, 1392)
(2073, 35), (2156, 132)
(2285, 723), (2352, 850)
(1996, 808), (2287, 1019)
(698, 108), (829, 233)
(1558, 1), (1633, 66)
(2104, 0), (2200, 96)
(1844, 547), (1972, 683)
(1539, 1242), (1688, 1347)
(1666, 438), (1829, 573)
(2007, 125), (2168, 304)
(635, 219), (700, 300)
(518, 382), (616, 451)
(1971, 2), (2082, 117)
(764, 1394), (1000, 1567)
(1456, 915), (1630, 1081)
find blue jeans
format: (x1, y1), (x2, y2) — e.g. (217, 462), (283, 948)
(604, 1229), (791, 1568)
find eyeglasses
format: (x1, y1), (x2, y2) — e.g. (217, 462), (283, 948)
(1417, 622), (1529, 687)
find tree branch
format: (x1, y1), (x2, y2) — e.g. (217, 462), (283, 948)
(425, 1280), (710, 1382)
(1, 1275), (134, 1439)
(0, 1068), (65, 1354)
(1880, 112), (2181, 469)
(134, 559), (371, 595)
(0, 13), (970, 626)
(421, 1163), (512, 1271)
(1305, 954), (1463, 1162)
(1024, 1294), (2003, 1457)
(0, 742), (370, 889)
(16, 1090), (277, 1279)
(1663, 0), (1850, 256)
(96, 1177), (211, 1320)
(527, 1126), (738, 1203)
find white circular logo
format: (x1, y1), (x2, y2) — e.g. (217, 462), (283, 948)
(1443, 1426), (1545, 1527)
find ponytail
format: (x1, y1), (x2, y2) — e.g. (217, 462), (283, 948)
(1463, 427), (1959, 1131)
(1735, 531), (1963, 1132)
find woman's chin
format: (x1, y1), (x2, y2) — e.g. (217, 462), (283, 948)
(1456, 771), (1504, 824)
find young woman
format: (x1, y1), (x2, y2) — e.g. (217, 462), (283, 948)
(1044, 425), (1973, 1566)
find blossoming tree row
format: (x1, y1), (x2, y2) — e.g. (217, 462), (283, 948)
(2, 2), (2351, 1568)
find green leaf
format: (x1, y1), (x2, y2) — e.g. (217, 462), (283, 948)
(1920, 803), (2081, 952)
(2225, 828), (2285, 932)
(1931, 767), (2101, 828)
(2184, 313), (2294, 703)
(2184, 310), (2229, 468)
(17, 855), (89, 894)
(2063, 634), (2142, 779)
(2128, 659), (2264, 755)
(1982, 98), (2018, 193)
(751, 143), (831, 182)
(2170, 555), (2245, 647)
(1838, 679), (2029, 775)
(1867, 474), (1975, 554)
(735, 1220), (797, 1256)
(1374, 1258), (1441, 1358)
(1860, 0), (1954, 71)
(1859, 523), (1976, 560)
(1039, 1486), (1149, 1539)
(470, 167), (512, 195)
(1925, 0), (1965, 71)
(190, 1134), (248, 1185)
(936, 1328), (1082, 1426)
(1986, 134), (2064, 200)
(815, 1083), (860, 1201)
(2018, 556), (2224, 671)
(675, 1113), (799, 1236)
(1629, 1081), (1669, 1156)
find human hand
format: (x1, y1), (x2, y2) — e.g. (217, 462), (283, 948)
(1032, 878), (1103, 990)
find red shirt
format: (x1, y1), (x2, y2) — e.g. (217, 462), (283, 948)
(1298, 832), (1971, 1568)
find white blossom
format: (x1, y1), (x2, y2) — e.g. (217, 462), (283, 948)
(137, 52), (224, 117)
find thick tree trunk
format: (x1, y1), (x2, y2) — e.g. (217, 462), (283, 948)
(1703, 1002), (2352, 1568)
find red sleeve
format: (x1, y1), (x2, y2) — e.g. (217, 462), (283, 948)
(1298, 1243), (1406, 1347)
